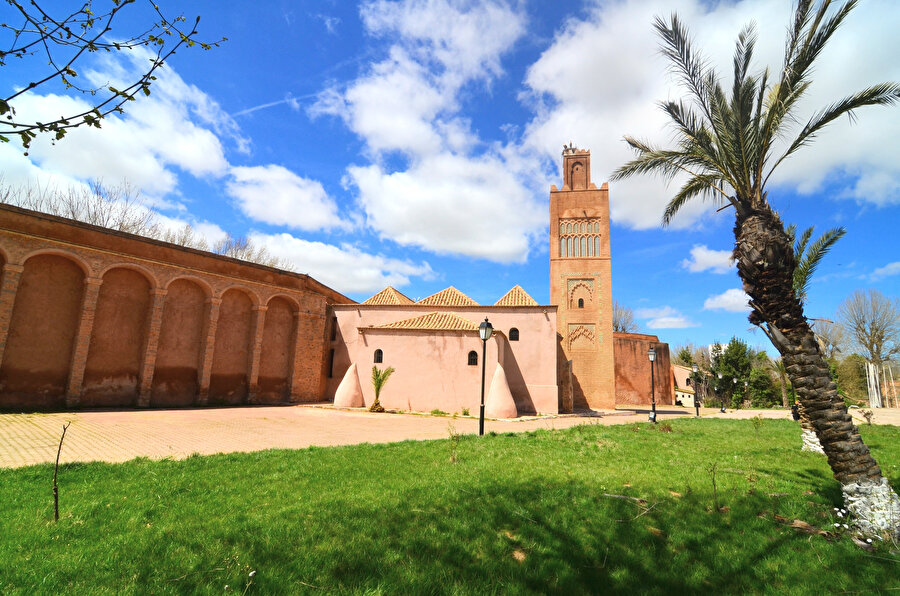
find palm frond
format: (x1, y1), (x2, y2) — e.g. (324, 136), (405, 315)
(765, 83), (900, 186)
(662, 175), (729, 226)
(793, 225), (846, 303)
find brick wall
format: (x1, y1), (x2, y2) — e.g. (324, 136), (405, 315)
(0, 204), (349, 411)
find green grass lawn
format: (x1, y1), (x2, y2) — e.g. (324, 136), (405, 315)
(1, 418), (898, 595)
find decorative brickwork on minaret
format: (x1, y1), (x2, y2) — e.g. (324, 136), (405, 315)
(550, 145), (616, 410)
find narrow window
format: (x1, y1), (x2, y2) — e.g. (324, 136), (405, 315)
(509, 328), (519, 341)
(581, 236), (587, 256)
(574, 238), (580, 257)
(587, 238), (593, 257)
(595, 236), (601, 255)
(374, 349), (383, 363)
(559, 223), (565, 235)
(468, 351), (478, 366)
(578, 298), (584, 308)
(566, 223), (572, 233)
(594, 222), (600, 233)
(327, 349), (335, 378)
(568, 237), (573, 257)
(560, 238), (566, 258)
(330, 317), (337, 341)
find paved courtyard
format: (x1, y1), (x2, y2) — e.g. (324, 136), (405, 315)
(1, 404), (895, 468)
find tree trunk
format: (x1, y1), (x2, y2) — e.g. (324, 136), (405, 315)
(734, 208), (899, 539)
(797, 402), (824, 455)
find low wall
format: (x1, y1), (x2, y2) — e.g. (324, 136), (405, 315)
(613, 332), (674, 406)
(0, 204), (349, 411)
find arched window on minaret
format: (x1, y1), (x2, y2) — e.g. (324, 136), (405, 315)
(568, 237), (573, 257)
(560, 223), (565, 235)
(560, 238), (566, 258)
(587, 238), (593, 257)
(595, 236), (601, 256)
(581, 237), (587, 256)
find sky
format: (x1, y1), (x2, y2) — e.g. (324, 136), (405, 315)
(2, 0), (899, 356)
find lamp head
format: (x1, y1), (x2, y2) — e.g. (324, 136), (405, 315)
(691, 363), (698, 373)
(717, 372), (723, 380)
(478, 317), (493, 341)
(648, 346), (656, 362)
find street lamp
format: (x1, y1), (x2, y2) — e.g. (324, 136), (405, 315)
(718, 372), (725, 413)
(732, 377), (737, 410)
(648, 346), (657, 424)
(691, 363), (700, 417)
(478, 317), (493, 436)
(744, 380), (749, 406)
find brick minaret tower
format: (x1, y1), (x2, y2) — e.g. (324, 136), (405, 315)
(550, 144), (615, 410)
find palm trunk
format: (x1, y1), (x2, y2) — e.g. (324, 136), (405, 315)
(734, 208), (899, 539)
(797, 402), (824, 454)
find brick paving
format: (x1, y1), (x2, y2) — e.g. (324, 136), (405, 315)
(1, 405), (896, 468)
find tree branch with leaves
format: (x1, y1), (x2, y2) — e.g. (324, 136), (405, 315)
(0, 0), (225, 151)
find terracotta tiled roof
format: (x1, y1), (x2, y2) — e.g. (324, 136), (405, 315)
(417, 286), (479, 306)
(494, 285), (538, 307)
(362, 286), (415, 305)
(375, 312), (478, 331)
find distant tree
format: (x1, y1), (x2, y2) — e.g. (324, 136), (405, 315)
(813, 320), (845, 360)
(835, 354), (869, 404)
(838, 289), (900, 367)
(370, 366), (395, 413)
(1, 1), (224, 151)
(670, 343), (695, 367)
(713, 337), (753, 408)
(770, 358), (792, 408)
(747, 368), (779, 408)
(1, 180), (291, 270)
(786, 224), (846, 305)
(612, 301), (638, 333)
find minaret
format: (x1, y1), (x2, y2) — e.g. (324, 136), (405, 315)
(550, 144), (615, 410)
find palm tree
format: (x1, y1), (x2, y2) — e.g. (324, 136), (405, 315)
(612, 0), (900, 538)
(370, 365), (395, 413)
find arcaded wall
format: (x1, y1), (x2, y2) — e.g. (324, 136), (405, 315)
(0, 204), (349, 411)
(613, 332), (674, 406)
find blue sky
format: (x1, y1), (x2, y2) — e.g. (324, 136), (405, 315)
(3, 0), (899, 355)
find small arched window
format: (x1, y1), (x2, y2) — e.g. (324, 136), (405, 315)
(587, 239), (593, 257)
(374, 349), (383, 363)
(578, 298), (584, 308)
(560, 238), (566, 258)
(509, 328), (519, 341)
(559, 223), (565, 235)
(568, 237), (573, 256)
(594, 222), (600, 233)
(581, 236), (587, 256)
(566, 223), (572, 233)
(468, 351), (478, 366)
(686, 377), (692, 386)
(595, 236), (601, 255)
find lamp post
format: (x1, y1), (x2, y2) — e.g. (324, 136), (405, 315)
(648, 346), (657, 424)
(692, 363), (700, 418)
(744, 380), (749, 407)
(732, 377), (737, 409)
(478, 317), (493, 436)
(718, 372), (725, 412)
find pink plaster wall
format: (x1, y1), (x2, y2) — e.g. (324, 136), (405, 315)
(327, 305), (559, 415)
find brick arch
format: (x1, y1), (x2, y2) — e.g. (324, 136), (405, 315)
(22, 248), (92, 277)
(164, 274), (213, 298)
(97, 262), (160, 289)
(216, 284), (260, 307)
(568, 282), (593, 308)
(266, 293), (301, 311)
(151, 278), (207, 406)
(81, 267), (153, 407)
(568, 325), (596, 350)
(0, 244), (10, 265)
(257, 295), (297, 403)
(0, 253), (85, 409)
(208, 288), (254, 404)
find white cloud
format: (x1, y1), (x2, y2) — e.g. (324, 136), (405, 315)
(226, 165), (348, 231)
(310, 0), (545, 262)
(871, 261), (900, 280)
(521, 0), (900, 230)
(2, 45), (247, 198)
(250, 232), (434, 294)
(348, 154), (543, 262)
(681, 245), (735, 274)
(646, 316), (696, 329)
(704, 289), (751, 312)
(635, 305), (696, 329)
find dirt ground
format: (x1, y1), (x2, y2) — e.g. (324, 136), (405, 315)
(1, 404), (897, 468)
